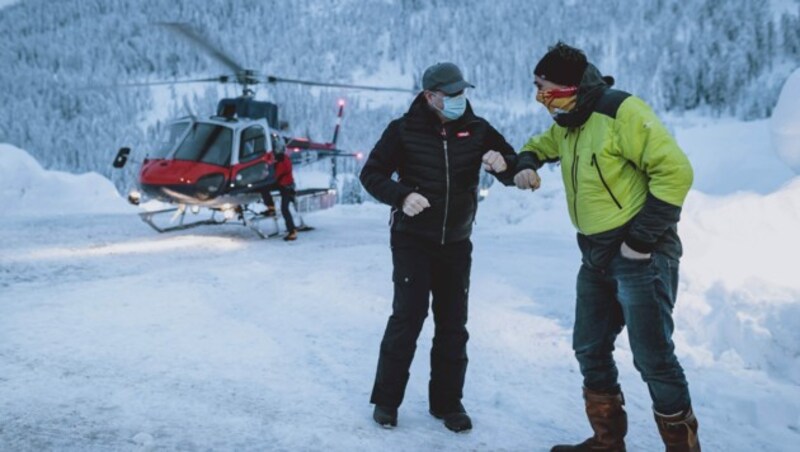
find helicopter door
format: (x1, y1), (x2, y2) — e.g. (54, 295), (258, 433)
(231, 125), (275, 191)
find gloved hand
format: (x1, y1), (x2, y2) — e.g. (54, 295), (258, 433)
(481, 150), (507, 173)
(513, 169), (541, 190)
(402, 192), (430, 217)
(620, 241), (651, 260)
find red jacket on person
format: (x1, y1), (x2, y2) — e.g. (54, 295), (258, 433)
(274, 154), (294, 187)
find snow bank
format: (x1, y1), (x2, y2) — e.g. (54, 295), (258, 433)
(676, 118), (796, 195)
(771, 66), (800, 174)
(678, 179), (800, 383)
(0, 144), (130, 216)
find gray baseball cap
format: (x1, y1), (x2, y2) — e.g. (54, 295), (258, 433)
(422, 62), (475, 95)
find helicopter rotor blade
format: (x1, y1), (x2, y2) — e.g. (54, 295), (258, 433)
(77, 76), (232, 91)
(157, 22), (246, 75)
(109, 76), (234, 88)
(264, 75), (415, 93)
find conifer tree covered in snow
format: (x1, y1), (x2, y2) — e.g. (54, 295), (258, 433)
(0, 0), (798, 194)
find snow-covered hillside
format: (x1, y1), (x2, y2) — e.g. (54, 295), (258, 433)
(1, 0), (798, 193)
(1, 113), (798, 450)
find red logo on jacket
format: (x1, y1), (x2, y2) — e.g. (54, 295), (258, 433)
(456, 131), (470, 138)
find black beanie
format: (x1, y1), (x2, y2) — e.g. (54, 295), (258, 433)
(534, 42), (588, 87)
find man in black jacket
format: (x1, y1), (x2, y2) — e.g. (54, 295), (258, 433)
(360, 62), (521, 433)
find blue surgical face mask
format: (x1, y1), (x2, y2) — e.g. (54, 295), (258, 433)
(436, 93), (467, 120)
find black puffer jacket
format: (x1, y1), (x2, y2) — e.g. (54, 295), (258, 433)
(360, 93), (517, 244)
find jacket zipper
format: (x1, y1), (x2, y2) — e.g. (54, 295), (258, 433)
(570, 128), (582, 229)
(591, 154), (623, 209)
(441, 127), (450, 245)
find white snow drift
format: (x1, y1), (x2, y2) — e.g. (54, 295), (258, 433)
(0, 143), (130, 216)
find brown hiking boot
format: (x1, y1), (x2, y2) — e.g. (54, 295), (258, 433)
(283, 229), (298, 241)
(551, 387), (627, 452)
(262, 206), (277, 217)
(654, 406), (701, 452)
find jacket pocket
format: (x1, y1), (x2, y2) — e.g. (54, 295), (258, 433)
(591, 154), (623, 210)
(447, 192), (475, 230)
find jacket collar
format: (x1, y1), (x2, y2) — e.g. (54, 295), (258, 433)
(405, 92), (478, 130)
(553, 63), (614, 129)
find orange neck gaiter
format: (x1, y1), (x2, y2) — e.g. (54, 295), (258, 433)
(536, 86), (579, 116)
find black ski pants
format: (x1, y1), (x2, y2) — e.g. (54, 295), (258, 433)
(370, 231), (472, 413)
(260, 184), (296, 232)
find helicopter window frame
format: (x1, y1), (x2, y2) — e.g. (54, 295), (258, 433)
(173, 122), (234, 167)
(239, 125), (267, 164)
(153, 120), (192, 159)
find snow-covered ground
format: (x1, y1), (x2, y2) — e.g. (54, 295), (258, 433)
(1, 113), (799, 451)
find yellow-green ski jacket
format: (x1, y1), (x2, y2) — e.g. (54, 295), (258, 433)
(515, 64), (693, 267)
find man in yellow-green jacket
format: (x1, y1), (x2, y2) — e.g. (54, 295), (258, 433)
(513, 43), (700, 452)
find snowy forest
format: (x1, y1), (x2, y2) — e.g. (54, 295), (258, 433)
(1, 0), (799, 195)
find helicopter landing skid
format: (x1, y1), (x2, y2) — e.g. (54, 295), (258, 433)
(137, 189), (328, 238)
(138, 208), (226, 234)
(244, 214), (282, 239)
(138, 207), (274, 238)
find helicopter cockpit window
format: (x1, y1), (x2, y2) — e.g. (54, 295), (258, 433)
(174, 123), (233, 167)
(239, 126), (267, 163)
(153, 121), (190, 158)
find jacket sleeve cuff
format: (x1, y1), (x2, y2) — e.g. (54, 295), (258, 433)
(392, 186), (413, 209)
(515, 151), (545, 173)
(484, 154), (516, 185)
(624, 236), (656, 254)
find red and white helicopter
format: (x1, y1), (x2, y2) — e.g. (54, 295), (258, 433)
(112, 23), (413, 237)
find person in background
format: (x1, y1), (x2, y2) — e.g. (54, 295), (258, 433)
(260, 144), (298, 242)
(360, 62), (521, 433)
(512, 42), (699, 452)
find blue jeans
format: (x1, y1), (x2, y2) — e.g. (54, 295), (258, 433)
(573, 251), (691, 414)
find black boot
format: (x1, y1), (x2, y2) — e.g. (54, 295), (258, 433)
(373, 405), (397, 428)
(430, 403), (472, 433)
(551, 387), (627, 452)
